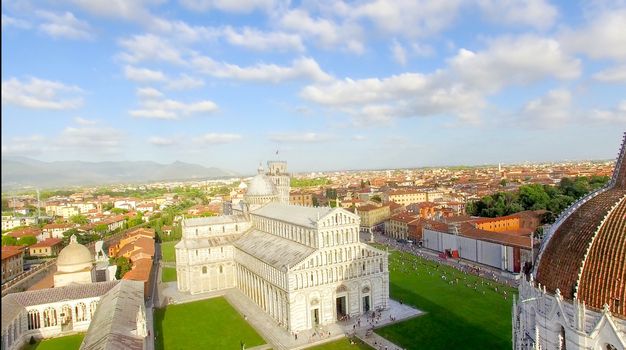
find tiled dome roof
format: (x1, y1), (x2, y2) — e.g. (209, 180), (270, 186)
(246, 173), (277, 197)
(535, 132), (626, 318)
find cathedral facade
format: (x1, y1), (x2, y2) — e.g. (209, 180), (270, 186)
(176, 161), (390, 332)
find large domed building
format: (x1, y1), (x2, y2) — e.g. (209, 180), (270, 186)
(54, 235), (95, 287)
(244, 164), (279, 207)
(514, 132), (626, 350)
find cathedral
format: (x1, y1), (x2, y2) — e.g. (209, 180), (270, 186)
(514, 132), (626, 350)
(175, 161), (390, 332)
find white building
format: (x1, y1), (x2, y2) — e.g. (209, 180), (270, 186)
(514, 133), (626, 350)
(1, 280), (146, 350)
(176, 161), (390, 332)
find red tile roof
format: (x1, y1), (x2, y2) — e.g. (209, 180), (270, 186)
(29, 238), (63, 248)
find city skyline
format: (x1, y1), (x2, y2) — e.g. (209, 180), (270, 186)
(2, 0), (626, 173)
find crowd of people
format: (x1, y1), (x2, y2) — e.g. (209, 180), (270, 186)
(371, 232), (519, 289)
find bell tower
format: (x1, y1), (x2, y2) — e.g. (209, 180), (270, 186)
(267, 161), (290, 204)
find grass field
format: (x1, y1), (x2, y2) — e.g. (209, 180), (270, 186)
(375, 249), (517, 350)
(22, 334), (84, 350)
(154, 297), (266, 350)
(161, 267), (177, 282)
(160, 241), (178, 262)
(307, 337), (373, 350)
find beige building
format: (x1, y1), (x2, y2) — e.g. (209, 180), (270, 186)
(29, 238), (63, 257)
(1, 246), (24, 284)
(384, 190), (428, 206)
(290, 191), (313, 207)
(384, 213), (420, 240)
(355, 205), (390, 233)
(176, 161), (390, 333)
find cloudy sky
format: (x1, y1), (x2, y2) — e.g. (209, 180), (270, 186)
(2, 0), (625, 174)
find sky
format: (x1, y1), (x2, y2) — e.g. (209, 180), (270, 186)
(2, 0), (626, 174)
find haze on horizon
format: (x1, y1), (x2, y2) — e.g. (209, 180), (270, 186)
(2, 0), (625, 174)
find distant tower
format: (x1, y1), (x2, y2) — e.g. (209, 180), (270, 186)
(266, 161), (290, 204)
(498, 163), (501, 173)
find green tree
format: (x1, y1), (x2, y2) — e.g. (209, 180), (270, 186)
(371, 195), (382, 203)
(500, 179), (508, 187)
(111, 208), (128, 214)
(2, 235), (18, 246)
(95, 224), (108, 234)
(112, 256), (132, 279)
(17, 235), (37, 246)
(70, 214), (89, 225)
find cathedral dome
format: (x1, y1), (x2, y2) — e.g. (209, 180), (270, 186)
(57, 235), (94, 273)
(535, 132), (626, 318)
(246, 174), (276, 196)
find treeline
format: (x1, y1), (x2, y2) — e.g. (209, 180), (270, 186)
(466, 176), (610, 222)
(291, 178), (331, 188)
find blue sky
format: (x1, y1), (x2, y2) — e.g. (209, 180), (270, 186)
(2, 0), (625, 174)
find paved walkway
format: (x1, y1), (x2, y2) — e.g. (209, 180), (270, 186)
(341, 300), (423, 350)
(157, 284), (423, 350)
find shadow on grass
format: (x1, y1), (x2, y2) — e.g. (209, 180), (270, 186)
(376, 283), (511, 350)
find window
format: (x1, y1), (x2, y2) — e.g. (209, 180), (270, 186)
(202, 266), (207, 274)
(43, 307), (57, 327)
(28, 310), (40, 330)
(559, 326), (567, 350)
(219, 265), (223, 273)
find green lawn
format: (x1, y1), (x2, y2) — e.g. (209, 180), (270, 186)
(22, 334), (84, 350)
(160, 241), (178, 262)
(154, 297), (266, 350)
(307, 337), (373, 350)
(375, 249), (517, 350)
(161, 267), (177, 282)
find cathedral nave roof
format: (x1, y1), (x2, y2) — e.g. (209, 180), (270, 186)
(251, 203), (338, 228)
(234, 229), (315, 269)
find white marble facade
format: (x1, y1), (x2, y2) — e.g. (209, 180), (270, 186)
(514, 277), (626, 350)
(176, 161), (390, 332)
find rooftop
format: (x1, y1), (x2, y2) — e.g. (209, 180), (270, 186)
(234, 229), (315, 269)
(251, 203), (335, 228)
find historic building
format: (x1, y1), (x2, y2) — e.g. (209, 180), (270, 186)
(513, 132), (626, 350)
(1, 280), (147, 350)
(176, 161), (390, 332)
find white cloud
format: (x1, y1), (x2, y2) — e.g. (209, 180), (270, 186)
(130, 88), (218, 119)
(589, 101), (626, 124)
(165, 74), (205, 90)
(74, 117), (98, 125)
(447, 35), (580, 91)
(180, 0), (282, 13)
(278, 9), (364, 53)
(269, 132), (334, 143)
(136, 87), (164, 99)
(560, 9), (626, 61)
(349, 0), (463, 38)
(149, 136), (177, 146)
(518, 89), (572, 128)
(411, 42), (435, 57)
(196, 133), (242, 144)
(222, 26), (305, 52)
(57, 125), (124, 153)
(2, 14), (31, 29)
(36, 10), (93, 40)
(66, 0), (157, 21)
(118, 34), (185, 64)
(593, 65), (626, 82)
(1, 135), (45, 156)
(147, 17), (219, 43)
(124, 65), (166, 82)
(1, 77), (84, 110)
(192, 56), (332, 83)
(477, 0), (558, 30)
(352, 135), (366, 141)
(391, 40), (407, 65)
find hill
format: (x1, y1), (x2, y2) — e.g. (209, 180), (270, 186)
(1, 157), (238, 190)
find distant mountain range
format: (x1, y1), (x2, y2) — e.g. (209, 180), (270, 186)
(1, 157), (238, 190)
